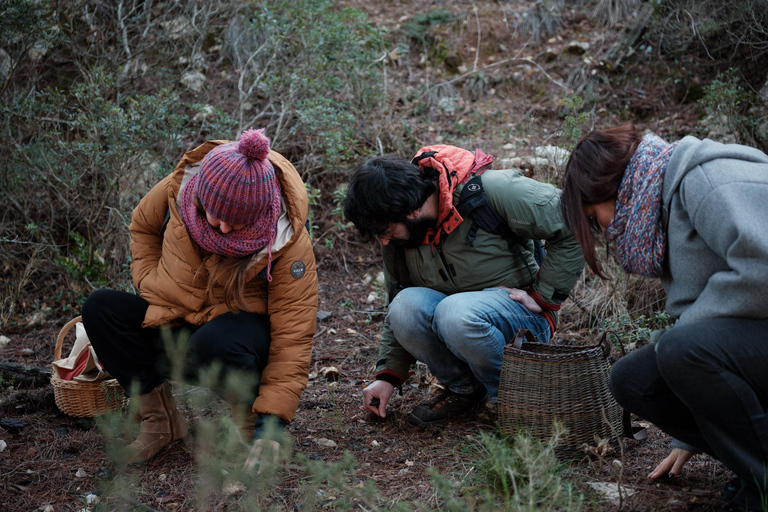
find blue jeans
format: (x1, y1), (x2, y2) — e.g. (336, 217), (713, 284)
(387, 287), (551, 400)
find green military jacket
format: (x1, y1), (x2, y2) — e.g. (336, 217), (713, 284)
(376, 169), (585, 385)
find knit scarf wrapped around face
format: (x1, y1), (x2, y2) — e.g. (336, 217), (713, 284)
(178, 173), (280, 280)
(605, 134), (678, 278)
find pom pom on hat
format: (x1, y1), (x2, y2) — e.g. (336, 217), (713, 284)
(196, 128), (280, 226)
(238, 128), (270, 161)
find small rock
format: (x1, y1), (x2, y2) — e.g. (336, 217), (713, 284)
(162, 16), (191, 40)
(223, 482), (246, 496)
(370, 440), (380, 447)
(39, 506), (54, 512)
(0, 439), (7, 452)
(180, 71), (206, 93)
(314, 438), (337, 448)
(26, 311), (46, 328)
(96, 466), (111, 479)
(365, 292), (377, 304)
(316, 310), (332, 321)
(20, 348), (34, 356)
(0, 335), (10, 348)
(85, 494), (100, 506)
(566, 41), (590, 55)
(309, 452), (324, 461)
(375, 271), (385, 287)
(0, 418), (28, 434)
(75, 468), (87, 478)
(192, 104), (216, 123)
(159, 473), (167, 481)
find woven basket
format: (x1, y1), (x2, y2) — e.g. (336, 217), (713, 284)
(498, 330), (622, 457)
(51, 316), (129, 417)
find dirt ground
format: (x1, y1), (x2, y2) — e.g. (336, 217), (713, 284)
(0, 260), (731, 511)
(1, 0), (754, 510)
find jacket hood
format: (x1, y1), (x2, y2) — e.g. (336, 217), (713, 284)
(411, 144), (494, 245)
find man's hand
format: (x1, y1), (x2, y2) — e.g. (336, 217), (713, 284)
(498, 287), (543, 314)
(243, 438), (281, 472)
(362, 380), (394, 418)
(647, 448), (694, 479)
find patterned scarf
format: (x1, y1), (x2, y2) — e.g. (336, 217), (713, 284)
(606, 134), (678, 278)
(178, 173), (280, 280)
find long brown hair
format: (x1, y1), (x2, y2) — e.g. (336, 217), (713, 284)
(560, 124), (640, 277)
(192, 196), (258, 311)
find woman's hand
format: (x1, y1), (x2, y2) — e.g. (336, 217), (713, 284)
(498, 287), (543, 314)
(243, 439), (281, 472)
(362, 380), (394, 418)
(648, 448), (694, 479)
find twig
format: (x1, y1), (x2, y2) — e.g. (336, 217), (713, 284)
(472, 2), (481, 72)
(419, 56), (569, 99)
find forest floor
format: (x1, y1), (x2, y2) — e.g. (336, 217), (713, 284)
(1, 0), (755, 510)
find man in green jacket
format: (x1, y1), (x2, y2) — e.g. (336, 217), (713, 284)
(343, 144), (584, 426)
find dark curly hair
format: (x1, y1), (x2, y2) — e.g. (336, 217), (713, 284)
(343, 155), (437, 241)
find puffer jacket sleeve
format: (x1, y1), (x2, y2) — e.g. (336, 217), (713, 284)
(252, 228), (318, 423)
(130, 174), (172, 291)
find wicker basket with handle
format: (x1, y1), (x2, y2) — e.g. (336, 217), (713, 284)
(51, 316), (129, 417)
(498, 329), (622, 457)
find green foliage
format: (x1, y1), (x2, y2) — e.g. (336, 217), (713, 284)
(226, 0), (386, 179)
(464, 427), (583, 512)
(559, 95), (592, 151)
(1, 70), (191, 293)
(400, 10), (459, 46)
(603, 310), (673, 348)
(701, 68), (766, 148)
(520, 0), (565, 46)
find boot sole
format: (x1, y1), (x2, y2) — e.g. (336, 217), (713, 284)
(128, 435), (189, 465)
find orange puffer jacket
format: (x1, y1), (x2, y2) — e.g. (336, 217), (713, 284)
(129, 140), (318, 422)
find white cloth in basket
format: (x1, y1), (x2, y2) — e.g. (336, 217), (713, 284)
(52, 321), (112, 382)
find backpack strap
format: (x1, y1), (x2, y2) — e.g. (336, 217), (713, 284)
(457, 175), (542, 283)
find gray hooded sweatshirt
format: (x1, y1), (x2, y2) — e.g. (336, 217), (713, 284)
(662, 136), (768, 325)
(660, 136), (768, 454)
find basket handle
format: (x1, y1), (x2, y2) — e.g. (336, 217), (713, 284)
(598, 332), (612, 359)
(511, 328), (535, 350)
(54, 316), (82, 361)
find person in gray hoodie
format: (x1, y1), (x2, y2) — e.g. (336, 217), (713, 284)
(560, 124), (768, 512)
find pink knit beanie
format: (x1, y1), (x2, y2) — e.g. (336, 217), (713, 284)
(198, 128), (279, 226)
(178, 129), (282, 266)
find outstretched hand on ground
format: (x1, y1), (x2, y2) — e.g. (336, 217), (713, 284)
(648, 448), (694, 479)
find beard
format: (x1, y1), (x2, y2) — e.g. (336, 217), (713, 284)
(390, 215), (437, 248)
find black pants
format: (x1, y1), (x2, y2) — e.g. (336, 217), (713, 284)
(81, 289), (271, 402)
(610, 317), (768, 493)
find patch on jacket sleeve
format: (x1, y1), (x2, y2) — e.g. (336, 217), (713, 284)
(290, 261), (306, 279)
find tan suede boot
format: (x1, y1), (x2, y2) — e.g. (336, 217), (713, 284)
(125, 381), (188, 464)
(230, 403), (257, 444)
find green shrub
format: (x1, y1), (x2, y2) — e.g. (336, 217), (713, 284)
(222, 0), (387, 181)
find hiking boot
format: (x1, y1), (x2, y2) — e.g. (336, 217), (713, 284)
(408, 387), (489, 427)
(124, 381), (188, 464)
